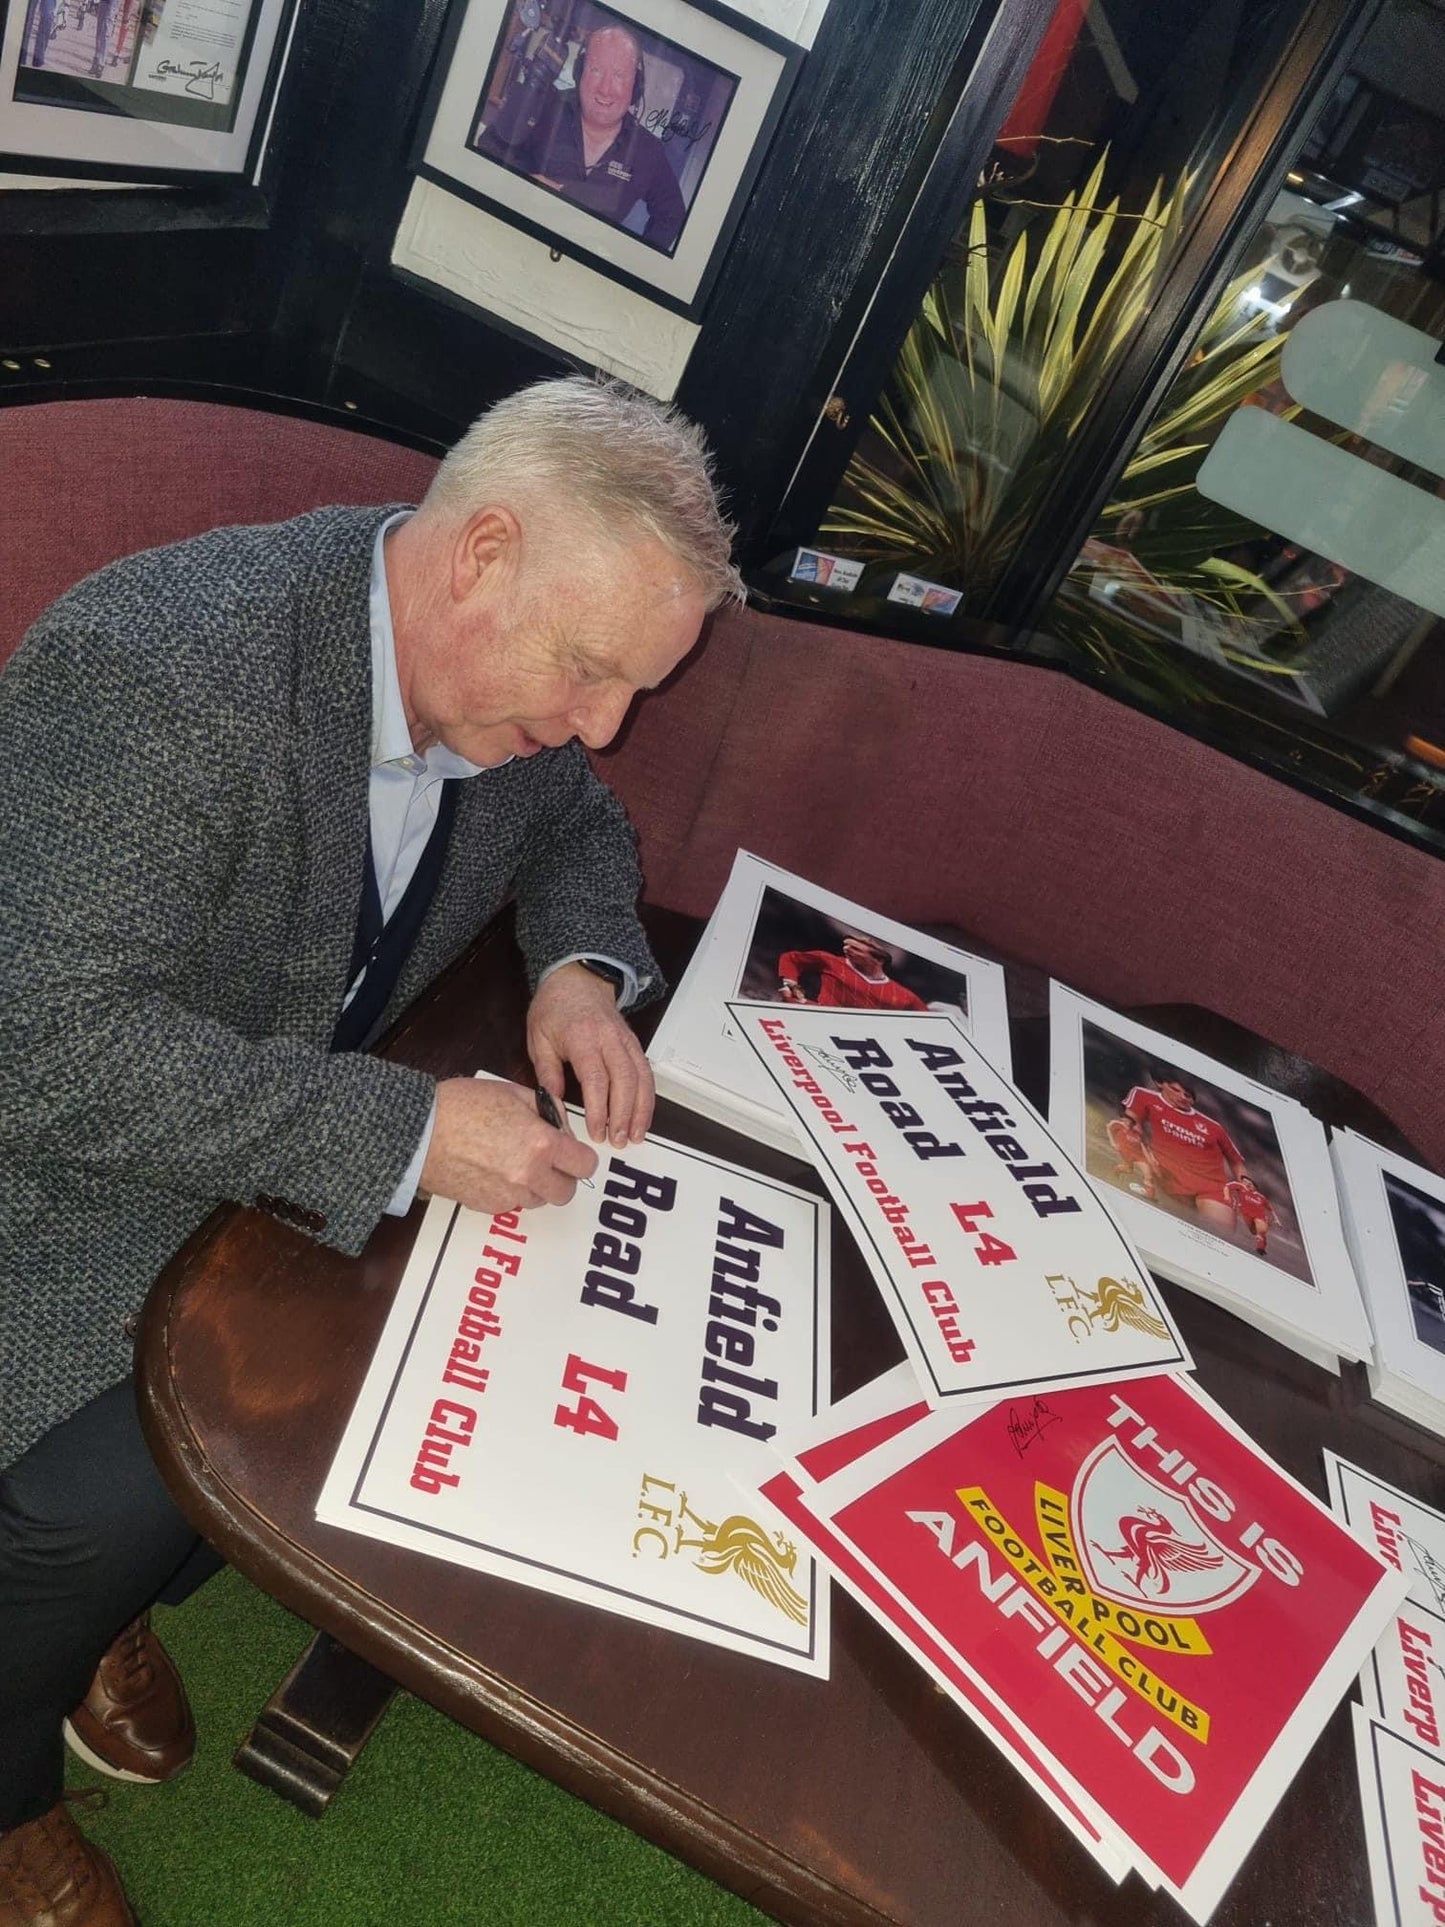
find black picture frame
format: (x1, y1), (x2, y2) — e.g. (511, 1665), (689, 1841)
(0, 0), (298, 181)
(410, 0), (801, 319)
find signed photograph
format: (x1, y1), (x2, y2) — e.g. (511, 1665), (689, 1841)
(413, 0), (800, 314)
(1052, 986), (1372, 1365)
(737, 886), (974, 1021)
(1080, 1018), (1315, 1286)
(646, 851), (1013, 1157)
(1, 0), (289, 173)
(468, 0), (737, 257)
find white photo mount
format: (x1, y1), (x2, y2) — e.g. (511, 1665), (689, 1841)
(648, 849), (1013, 1155)
(1332, 1129), (1445, 1435)
(1048, 983), (1372, 1367)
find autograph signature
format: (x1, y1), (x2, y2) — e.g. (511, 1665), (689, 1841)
(640, 105), (713, 147)
(1006, 1397), (1062, 1456)
(801, 1044), (858, 1092)
(149, 57), (225, 99)
(1404, 1534), (1445, 1616)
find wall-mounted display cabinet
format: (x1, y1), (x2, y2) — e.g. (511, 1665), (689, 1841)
(754, 0), (1445, 857)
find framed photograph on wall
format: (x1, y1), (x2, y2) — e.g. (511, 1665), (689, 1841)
(0, 0), (297, 178)
(412, 0), (801, 317)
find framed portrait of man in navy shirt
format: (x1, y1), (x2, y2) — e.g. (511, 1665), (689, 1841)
(413, 0), (800, 315)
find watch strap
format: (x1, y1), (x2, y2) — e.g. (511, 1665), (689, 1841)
(577, 956), (627, 1000)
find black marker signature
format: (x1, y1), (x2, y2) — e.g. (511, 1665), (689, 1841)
(148, 57), (224, 99)
(1007, 1397), (1062, 1456)
(640, 105), (713, 147)
(1405, 1534), (1445, 1616)
(801, 1044), (858, 1092)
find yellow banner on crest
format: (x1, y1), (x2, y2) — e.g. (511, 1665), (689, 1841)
(1032, 1484), (1214, 1658)
(958, 1485), (1211, 1745)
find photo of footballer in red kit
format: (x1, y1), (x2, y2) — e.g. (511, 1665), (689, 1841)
(1081, 1020), (1315, 1286)
(737, 887), (973, 1020)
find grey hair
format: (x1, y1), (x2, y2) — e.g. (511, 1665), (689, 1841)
(423, 376), (744, 610)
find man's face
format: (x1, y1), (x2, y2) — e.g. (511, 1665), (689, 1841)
(844, 938), (886, 972)
(1158, 1079), (1193, 1109)
(417, 533), (706, 769)
(579, 31), (638, 139)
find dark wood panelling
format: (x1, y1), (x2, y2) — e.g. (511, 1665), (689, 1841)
(254, 0), (457, 403)
(324, 269), (563, 443)
(745, 0), (1056, 560)
(677, 0), (1006, 541)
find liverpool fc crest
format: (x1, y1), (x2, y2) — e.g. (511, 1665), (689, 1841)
(1072, 1440), (1258, 1613)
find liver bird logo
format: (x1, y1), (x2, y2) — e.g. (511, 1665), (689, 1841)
(688, 1509), (810, 1625)
(1091, 1506), (1228, 1599)
(1081, 1275), (1169, 1340)
(1072, 1440), (1258, 1612)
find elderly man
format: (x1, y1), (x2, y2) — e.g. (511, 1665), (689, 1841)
(513, 23), (687, 251)
(0, 375), (739, 1924)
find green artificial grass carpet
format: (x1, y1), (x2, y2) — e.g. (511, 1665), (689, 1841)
(67, 1567), (770, 1926)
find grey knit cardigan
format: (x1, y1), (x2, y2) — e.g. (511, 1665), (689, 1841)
(0, 505), (660, 1468)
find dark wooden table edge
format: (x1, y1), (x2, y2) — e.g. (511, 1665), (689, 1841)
(136, 1220), (896, 1927)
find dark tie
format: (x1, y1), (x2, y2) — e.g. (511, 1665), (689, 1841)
(330, 779), (460, 1053)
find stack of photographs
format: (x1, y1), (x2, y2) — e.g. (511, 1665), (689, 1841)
(1047, 985), (1373, 1370)
(1331, 1131), (1445, 1435)
(647, 851), (1013, 1153)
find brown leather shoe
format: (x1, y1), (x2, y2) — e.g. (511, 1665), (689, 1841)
(63, 1612), (195, 1784)
(0, 1801), (135, 1926)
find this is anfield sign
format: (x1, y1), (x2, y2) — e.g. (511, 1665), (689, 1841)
(729, 1002), (1188, 1401)
(786, 1375), (1404, 1919)
(764, 1362), (1129, 1875)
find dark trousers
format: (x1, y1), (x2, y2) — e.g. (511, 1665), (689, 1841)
(0, 1381), (221, 1830)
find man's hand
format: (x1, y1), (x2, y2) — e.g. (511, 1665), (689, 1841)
(527, 961), (653, 1148)
(421, 1076), (598, 1212)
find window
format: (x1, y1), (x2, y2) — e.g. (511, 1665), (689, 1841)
(754, 0), (1309, 625)
(1042, 0), (1445, 842)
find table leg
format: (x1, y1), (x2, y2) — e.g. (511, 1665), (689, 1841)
(233, 1631), (397, 1817)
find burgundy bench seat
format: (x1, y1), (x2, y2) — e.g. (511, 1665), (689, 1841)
(5, 395), (1441, 1171)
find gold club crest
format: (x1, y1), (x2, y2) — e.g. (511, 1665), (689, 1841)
(633, 1476), (809, 1625)
(1084, 1275), (1170, 1339)
(1046, 1272), (1170, 1342)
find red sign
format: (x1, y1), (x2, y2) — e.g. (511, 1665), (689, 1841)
(807, 1377), (1401, 1913)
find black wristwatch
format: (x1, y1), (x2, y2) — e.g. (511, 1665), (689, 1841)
(576, 956), (627, 1002)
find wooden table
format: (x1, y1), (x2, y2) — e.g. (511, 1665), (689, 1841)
(139, 909), (1445, 1925)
